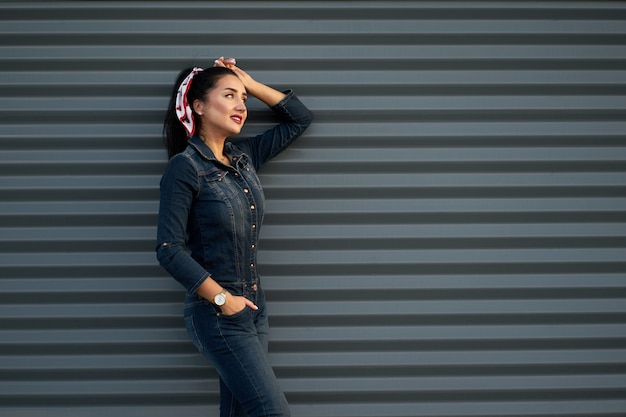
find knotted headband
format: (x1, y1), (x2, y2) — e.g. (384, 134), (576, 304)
(175, 67), (203, 136)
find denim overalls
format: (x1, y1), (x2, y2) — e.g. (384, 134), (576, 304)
(156, 91), (313, 417)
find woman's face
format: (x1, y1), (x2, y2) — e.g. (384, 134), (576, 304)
(195, 74), (248, 138)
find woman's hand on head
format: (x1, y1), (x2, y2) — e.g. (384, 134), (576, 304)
(214, 56), (237, 68)
(213, 56), (286, 106)
(213, 56), (256, 91)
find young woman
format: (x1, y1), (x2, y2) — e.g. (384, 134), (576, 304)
(156, 57), (313, 417)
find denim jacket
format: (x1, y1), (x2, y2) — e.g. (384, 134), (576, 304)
(156, 91), (313, 296)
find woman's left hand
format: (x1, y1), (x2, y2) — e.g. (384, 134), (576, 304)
(213, 56), (286, 106)
(214, 56), (237, 68)
(213, 56), (256, 90)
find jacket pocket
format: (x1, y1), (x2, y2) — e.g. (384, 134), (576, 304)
(200, 167), (237, 198)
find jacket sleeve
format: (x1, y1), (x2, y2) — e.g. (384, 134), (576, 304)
(155, 153), (210, 294)
(239, 90), (313, 171)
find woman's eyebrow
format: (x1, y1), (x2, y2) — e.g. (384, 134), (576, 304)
(224, 87), (248, 97)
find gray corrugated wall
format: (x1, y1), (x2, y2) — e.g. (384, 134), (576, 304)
(1, 1), (625, 416)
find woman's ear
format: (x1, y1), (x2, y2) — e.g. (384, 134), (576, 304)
(192, 99), (204, 116)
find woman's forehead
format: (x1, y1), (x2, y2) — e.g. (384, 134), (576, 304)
(214, 75), (245, 92)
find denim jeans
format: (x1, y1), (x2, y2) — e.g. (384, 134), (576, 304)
(183, 286), (290, 417)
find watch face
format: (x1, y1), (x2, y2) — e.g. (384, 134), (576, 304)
(214, 293), (226, 306)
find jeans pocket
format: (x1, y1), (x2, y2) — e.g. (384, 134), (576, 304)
(223, 302), (256, 320)
(184, 315), (204, 354)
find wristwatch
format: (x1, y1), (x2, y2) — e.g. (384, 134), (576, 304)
(213, 289), (228, 306)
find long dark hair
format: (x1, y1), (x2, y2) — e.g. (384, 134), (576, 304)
(163, 66), (237, 159)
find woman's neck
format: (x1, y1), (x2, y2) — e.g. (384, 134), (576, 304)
(198, 132), (227, 159)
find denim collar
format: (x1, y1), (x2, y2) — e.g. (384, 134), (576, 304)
(188, 135), (248, 166)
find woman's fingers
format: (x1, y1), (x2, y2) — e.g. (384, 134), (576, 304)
(214, 56), (236, 68)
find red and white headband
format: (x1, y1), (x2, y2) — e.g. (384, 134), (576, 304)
(175, 67), (203, 137)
